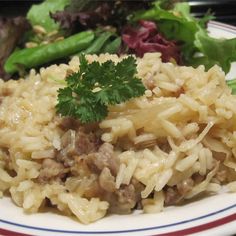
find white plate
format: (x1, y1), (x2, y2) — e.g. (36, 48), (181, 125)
(1, 21), (236, 236)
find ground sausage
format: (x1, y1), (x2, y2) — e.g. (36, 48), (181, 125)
(86, 143), (120, 176)
(38, 158), (67, 183)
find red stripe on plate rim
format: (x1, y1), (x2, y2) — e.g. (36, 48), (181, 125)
(0, 227), (31, 236)
(155, 213), (236, 236)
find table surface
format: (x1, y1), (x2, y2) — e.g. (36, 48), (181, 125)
(0, 0), (235, 26)
(190, 0), (236, 26)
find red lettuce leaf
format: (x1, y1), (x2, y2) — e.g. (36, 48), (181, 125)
(51, 0), (153, 33)
(0, 17), (29, 80)
(51, 3), (111, 30)
(122, 20), (181, 63)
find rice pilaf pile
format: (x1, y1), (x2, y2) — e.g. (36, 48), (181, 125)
(1, 53), (236, 224)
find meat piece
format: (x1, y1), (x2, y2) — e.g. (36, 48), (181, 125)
(85, 142), (142, 213)
(164, 186), (183, 205)
(131, 178), (145, 200)
(212, 151), (226, 162)
(57, 129), (100, 167)
(75, 130), (99, 155)
(59, 117), (80, 131)
(216, 169), (227, 183)
(59, 117), (99, 132)
(165, 177), (196, 205)
(102, 184), (138, 214)
(99, 167), (116, 192)
(86, 143), (120, 175)
(61, 129), (99, 155)
(192, 173), (205, 184)
(38, 159), (67, 183)
(56, 129), (76, 167)
(115, 184), (137, 214)
(82, 180), (103, 199)
(117, 184), (136, 205)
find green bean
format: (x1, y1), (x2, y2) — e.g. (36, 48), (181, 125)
(79, 31), (113, 55)
(227, 79), (236, 95)
(101, 37), (121, 54)
(4, 30), (95, 74)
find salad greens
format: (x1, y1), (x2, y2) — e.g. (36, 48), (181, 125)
(2, 0), (236, 97)
(4, 31), (94, 74)
(26, 0), (70, 32)
(80, 31), (115, 55)
(51, 0), (152, 32)
(133, 2), (198, 43)
(193, 31), (236, 73)
(133, 1), (236, 73)
(101, 37), (122, 54)
(4, 0), (236, 75)
(56, 54), (145, 123)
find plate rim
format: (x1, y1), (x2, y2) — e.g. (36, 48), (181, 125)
(1, 202), (236, 235)
(208, 20), (236, 32)
(1, 21), (236, 236)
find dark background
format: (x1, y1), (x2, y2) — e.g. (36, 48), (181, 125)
(0, 0), (236, 25)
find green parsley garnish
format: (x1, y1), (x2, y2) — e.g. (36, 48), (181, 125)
(56, 54), (145, 123)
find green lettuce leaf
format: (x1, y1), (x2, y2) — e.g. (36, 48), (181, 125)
(27, 0), (70, 32)
(132, 1), (236, 73)
(191, 30), (236, 73)
(133, 2), (199, 44)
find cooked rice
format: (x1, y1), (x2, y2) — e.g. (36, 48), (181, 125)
(1, 53), (236, 223)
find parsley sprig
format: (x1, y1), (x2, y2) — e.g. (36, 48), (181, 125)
(56, 54), (145, 123)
